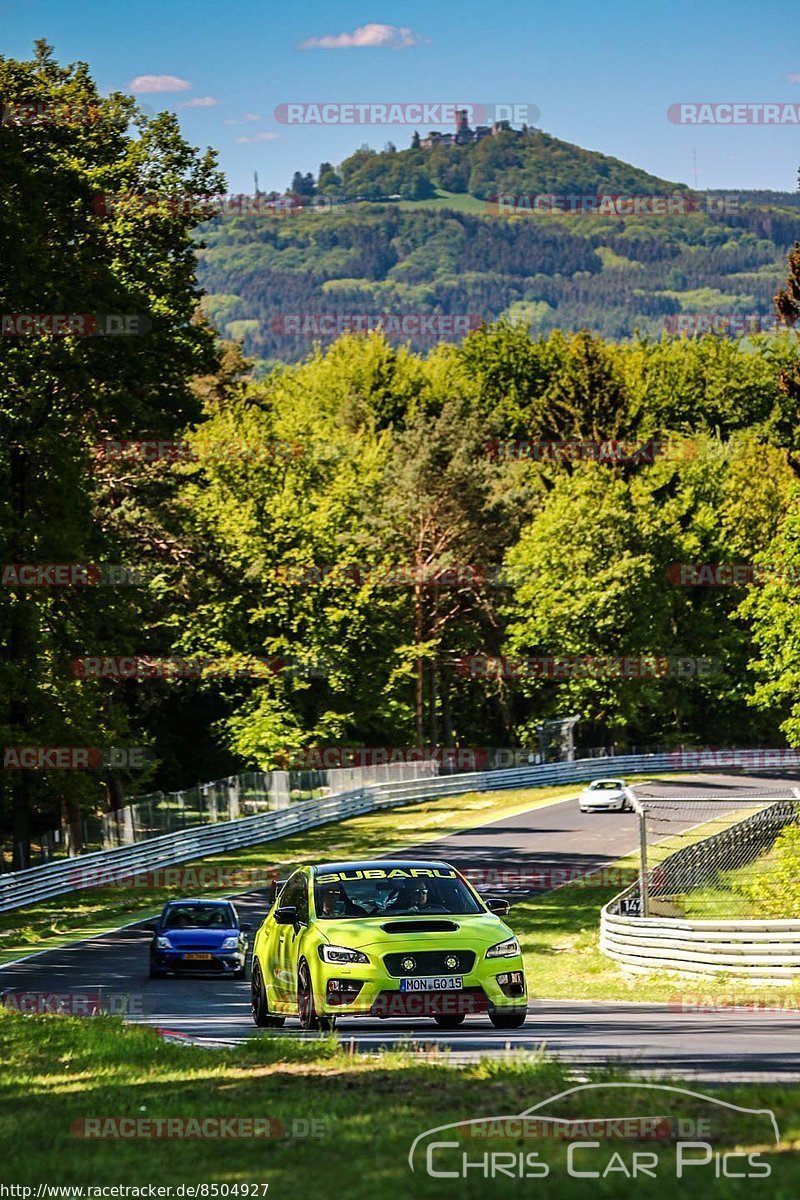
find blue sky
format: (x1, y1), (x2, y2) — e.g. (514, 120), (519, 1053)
(5, 0), (800, 192)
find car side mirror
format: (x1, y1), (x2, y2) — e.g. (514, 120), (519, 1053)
(240, 922), (253, 933)
(485, 897), (510, 915)
(274, 905), (297, 925)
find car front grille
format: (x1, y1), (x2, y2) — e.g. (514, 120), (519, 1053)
(383, 950), (476, 976)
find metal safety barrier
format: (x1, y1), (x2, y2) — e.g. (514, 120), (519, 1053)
(601, 794), (800, 981)
(0, 751), (682, 913)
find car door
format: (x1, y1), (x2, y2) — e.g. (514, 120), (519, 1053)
(274, 871), (309, 1010)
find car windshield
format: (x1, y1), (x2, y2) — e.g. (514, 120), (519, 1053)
(591, 781), (622, 790)
(162, 904), (235, 930)
(314, 871), (483, 918)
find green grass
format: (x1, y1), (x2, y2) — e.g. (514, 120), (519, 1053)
(0, 782), (582, 964)
(1, 1008), (798, 1195)
(394, 189), (489, 214)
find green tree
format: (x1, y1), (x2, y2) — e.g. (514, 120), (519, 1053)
(0, 43), (223, 863)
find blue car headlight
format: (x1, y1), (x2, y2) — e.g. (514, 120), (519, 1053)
(221, 936), (240, 951)
(155, 936), (172, 949)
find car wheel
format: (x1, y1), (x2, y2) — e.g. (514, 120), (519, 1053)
(489, 1009), (527, 1030)
(251, 959), (285, 1028)
(233, 966), (247, 981)
(297, 960), (336, 1032)
(433, 1013), (466, 1029)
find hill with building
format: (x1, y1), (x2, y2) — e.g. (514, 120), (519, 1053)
(196, 127), (800, 369)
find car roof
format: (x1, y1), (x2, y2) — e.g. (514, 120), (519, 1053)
(311, 859), (455, 875)
(162, 898), (233, 907)
(588, 779), (625, 785)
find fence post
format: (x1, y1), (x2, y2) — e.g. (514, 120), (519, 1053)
(638, 809), (649, 917)
(629, 789), (649, 917)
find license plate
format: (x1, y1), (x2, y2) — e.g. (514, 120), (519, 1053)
(183, 953), (213, 960)
(400, 976), (463, 992)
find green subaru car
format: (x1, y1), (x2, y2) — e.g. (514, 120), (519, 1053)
(250, 859), (527, 1031)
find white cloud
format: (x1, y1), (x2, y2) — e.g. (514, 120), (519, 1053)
(128, 74), (191, 94)
(787, 73), (800, 84)
(235, 131), (280, 143)
(244, 112), (262, 121)
(180, 96), (220, 108)
(299, 23), (420, 50)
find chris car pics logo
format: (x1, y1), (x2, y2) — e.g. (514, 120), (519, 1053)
(408, 1083), (778, 1180)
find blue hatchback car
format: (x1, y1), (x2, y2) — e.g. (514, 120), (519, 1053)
(148, 899), (251, 979)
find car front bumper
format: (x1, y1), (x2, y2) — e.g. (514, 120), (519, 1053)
(152, 951), (245, 974)
(580, 796), (626, 810)
(313, 959), (527, 1017)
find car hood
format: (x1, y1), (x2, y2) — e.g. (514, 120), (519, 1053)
(158, 928), (238, 948)
(316, 912), (515, 951)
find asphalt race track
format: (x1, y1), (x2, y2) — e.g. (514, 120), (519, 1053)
(3, 772), (800, 1080)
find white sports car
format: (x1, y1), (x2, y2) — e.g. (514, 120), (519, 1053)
(578, 779), (631, 813)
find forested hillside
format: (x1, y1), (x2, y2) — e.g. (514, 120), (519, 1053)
(197, 195), (800, 367)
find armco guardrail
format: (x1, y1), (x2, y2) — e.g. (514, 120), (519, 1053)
(0, 751), (680, 913)
(601, 908), (800, 981)
(601, 795), (800, 982)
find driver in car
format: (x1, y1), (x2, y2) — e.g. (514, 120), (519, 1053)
(388, 882), (433, 912)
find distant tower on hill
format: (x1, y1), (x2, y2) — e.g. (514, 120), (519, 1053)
(456, 108), (470, 136)
(254, 170), (260, 196)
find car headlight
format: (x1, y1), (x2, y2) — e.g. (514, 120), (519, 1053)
(155, 936), (172, 949)
(318, 944), (370, 965)
(486, 937), (520, 959)
(221, 936), (240, 951)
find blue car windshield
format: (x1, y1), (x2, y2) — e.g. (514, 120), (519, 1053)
(314, 873), (482, 918)
(163, 904), (235, 930)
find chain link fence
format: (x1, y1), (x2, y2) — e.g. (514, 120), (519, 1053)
(1, 761), (438, 867)
(615, 788), (800, 918)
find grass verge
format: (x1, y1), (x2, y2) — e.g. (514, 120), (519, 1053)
(0, 1008), (798, 1195)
